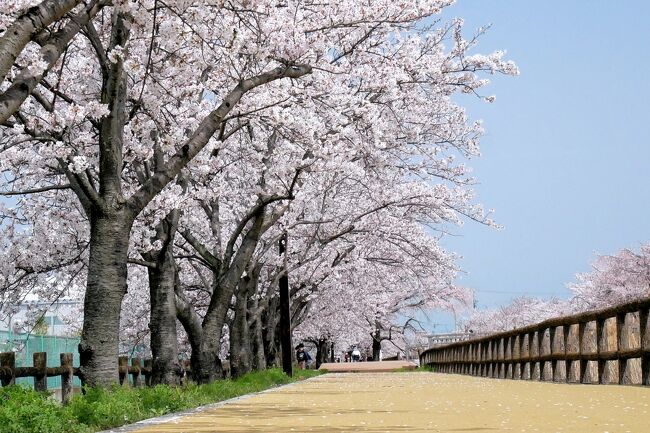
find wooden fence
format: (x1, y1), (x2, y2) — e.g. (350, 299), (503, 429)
(420, 298), (650, 386)
(0, 351), (181, 403)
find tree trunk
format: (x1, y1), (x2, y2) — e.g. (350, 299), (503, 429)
(192, 300), (228, 384)
(79, 211), (133, 387)
(262, 297), (281, 367)
(250, 313), (267, 371)
(175, 285), (203, 383)
(249, 288), (267, 371)
(147, 246), (180, 383)
(229, 289), (252, 378)
(231, 263), (261, 377)
(144, 212), (181, 386)
(330, 342), (335, 363)
(372, 330), (382, 361)
(315, 339), (329, 369)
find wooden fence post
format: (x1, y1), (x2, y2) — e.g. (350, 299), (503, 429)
(118, 356), (128, 386)
(131, 358), (142, 387)
(541, 328), (552, 381)
(513, 335), (521, 379)
(60, 353), (73, 404)
(0, 352), (15, 386)
(617, 313), (628, 385)
(531, 331), (541, 380)
(566, 324), (580, 383)
(498, 338), (505, 378)
(641, 308), (650, 386)
(552, 325), (567, 382)
(33, 352), (47, 392)
(596, 318), (606, 384)
(144, 359), (152, 386)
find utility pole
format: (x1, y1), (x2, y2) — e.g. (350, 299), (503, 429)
(279, 231), (292, 377)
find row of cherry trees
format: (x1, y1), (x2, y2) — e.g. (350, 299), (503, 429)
(465, 244), (650, 334)
(0, 0), (516, 386)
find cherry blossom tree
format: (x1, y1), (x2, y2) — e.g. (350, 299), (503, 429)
(465, 244), (650, 335)
(568, 244), (650, 311)
(1, 0), (517, 386)
(463, 296), (570, 334)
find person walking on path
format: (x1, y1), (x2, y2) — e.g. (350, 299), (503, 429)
(296, 343), (307, 369)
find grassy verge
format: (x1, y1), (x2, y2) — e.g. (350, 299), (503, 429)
(0, 368), (323, 433)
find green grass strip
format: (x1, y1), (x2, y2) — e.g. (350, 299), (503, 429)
(0, 368), (323, 433)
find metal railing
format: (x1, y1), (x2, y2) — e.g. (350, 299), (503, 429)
(420, 298), (650, 385)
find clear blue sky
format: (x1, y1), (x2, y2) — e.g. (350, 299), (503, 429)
(428, 1), (650, 331)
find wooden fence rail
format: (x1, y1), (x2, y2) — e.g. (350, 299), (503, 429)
(420, 297), (650, 386)
(0, 351), (186, 403)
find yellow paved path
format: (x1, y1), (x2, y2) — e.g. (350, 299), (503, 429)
(131, 373), (650, 432)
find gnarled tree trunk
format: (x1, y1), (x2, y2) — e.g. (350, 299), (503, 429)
(230, 289), (252, 378)
(262, 296), (281, 368)
(78, 211), (133, 387)
(230, 264), (261, 378)
(144, 212), (181, 386)
(192, 290), (230, 383)
(250, 300), (267, 371)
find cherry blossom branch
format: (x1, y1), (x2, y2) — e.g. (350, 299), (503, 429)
(0, 0), (80, 83)
(128, 63), (312, 214)
(0, 0), (107, 124)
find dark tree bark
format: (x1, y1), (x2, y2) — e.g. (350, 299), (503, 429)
(315, 339), (329, 369)
(250, 312), (267, 371)
(230, 265), (260, 378)
(78, 211), (133, 386)
(143, 211), (181, 386)
(372, 330), (382, 361)
(191, 287), (229, 383)
(174, 282), (203, 380)
(248, 285), (269, 371)
(262, 296), (281, 368)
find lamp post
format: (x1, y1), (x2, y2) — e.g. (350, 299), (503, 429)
(279, 231), (292, 377)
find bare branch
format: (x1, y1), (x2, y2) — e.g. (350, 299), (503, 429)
(0, 183), (70, 195)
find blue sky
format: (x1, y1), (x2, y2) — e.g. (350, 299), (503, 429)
(428, 1), (650, 331)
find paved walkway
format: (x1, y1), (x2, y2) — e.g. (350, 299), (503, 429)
(318, 360), (417, 373)
(130, 373), (650, 432)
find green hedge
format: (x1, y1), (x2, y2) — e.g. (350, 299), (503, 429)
(0, 368), (322, 433)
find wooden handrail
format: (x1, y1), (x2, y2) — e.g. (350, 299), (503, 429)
(420, 297), (650, 386)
